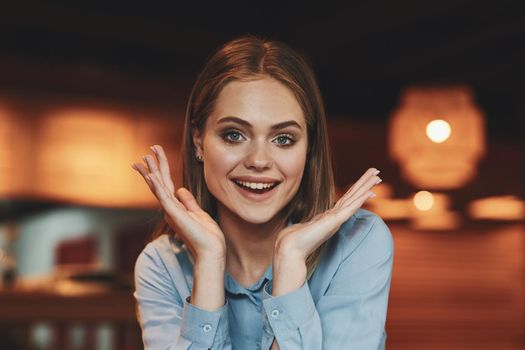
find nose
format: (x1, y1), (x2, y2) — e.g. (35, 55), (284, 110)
(243, 140), (273, 170)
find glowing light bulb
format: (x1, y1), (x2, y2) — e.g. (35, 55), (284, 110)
(414, 191), (434, 211)
(426, 119), (451, 143)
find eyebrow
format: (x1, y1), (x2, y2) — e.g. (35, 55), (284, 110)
(217, 116), (303, 131)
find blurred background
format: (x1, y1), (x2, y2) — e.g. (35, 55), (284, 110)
(0, 1), (524, 349)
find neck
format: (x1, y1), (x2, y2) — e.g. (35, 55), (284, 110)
(217, 205), (287, 281)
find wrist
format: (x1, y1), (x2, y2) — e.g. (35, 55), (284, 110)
(195, 257), (226, 273)
(271, 255), (307, 296)
(191, 259), (226, 311)
(195, 249), (226, 267)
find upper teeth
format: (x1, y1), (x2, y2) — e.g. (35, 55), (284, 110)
(235, 180), (275, 189)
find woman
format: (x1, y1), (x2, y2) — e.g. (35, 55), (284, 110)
(131, 35), (393, 350)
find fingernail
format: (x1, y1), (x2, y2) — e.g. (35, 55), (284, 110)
(374, 169), (380, 175)
(143, 156), (148, 162)
(150, 145), (157, 153)
(130, 164), (137, 170)
(145, 175), (151, 182)
(370, 192), (376, 198)
(376, 178), (382, 184)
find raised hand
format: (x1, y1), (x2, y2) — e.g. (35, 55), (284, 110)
(131, 145), (226, 263)
(271, 168), (381, 295)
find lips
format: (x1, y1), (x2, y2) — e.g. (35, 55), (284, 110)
(231, 175), (281, 183)
(232, 179), (279, 193)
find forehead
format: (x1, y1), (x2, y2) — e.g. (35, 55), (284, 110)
(207, 77), (306, 128)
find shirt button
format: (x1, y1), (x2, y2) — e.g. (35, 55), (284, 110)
(202, 324), (212, 332)
(271, 309), (280, 318)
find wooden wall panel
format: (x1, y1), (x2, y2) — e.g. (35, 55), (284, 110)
(386, 223), (525, 349)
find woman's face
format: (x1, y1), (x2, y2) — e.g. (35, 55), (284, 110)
(193, 76), (308, 224)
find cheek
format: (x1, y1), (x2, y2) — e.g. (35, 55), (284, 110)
(205, 144), (239, 170)
(278, 147), (308, 185)
(282, 154), (306, 178)
(201, 138), (241, 187)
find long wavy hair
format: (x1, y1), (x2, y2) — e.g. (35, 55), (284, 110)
(151, 35), (335, 279)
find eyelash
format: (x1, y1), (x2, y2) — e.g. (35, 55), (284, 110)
(221, 129), (296, 147)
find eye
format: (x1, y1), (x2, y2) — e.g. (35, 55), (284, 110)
(273, 134), (295, 146)
(222, 130), (246, 144)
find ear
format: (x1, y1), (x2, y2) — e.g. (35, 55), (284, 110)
(192, 127), (204, 158)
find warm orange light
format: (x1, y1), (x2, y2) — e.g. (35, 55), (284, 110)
(468, 195), (525, 220)
(35, 109), (133, 205)
(426, 119), (451, 143)
(411, 192), (461, 230)
(33, 107), (182, 207)
(0, 104), (33, 196)
(363, 182), (415, 220)
(413, 191), (434, 211)
(389, 86), (485, 189)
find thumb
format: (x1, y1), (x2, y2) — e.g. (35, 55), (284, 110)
(175, 187), (202, 213)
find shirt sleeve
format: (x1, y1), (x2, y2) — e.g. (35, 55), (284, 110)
(134, 244), (232, 350)
(260, 215), (394, 349)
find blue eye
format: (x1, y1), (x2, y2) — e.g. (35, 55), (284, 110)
(223, 130), (244, 143)
(274, 134), (294, 146)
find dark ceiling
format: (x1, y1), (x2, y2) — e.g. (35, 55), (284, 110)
(0, 1), (524, 140)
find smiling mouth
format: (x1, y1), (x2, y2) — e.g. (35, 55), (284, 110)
(232, 179), (280, 194)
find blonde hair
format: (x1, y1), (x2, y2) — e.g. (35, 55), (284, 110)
(152, 35), (335, 280)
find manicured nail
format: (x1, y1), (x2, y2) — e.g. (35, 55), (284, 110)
(374, 169), (380, 175)
(376, 178), (382, 184)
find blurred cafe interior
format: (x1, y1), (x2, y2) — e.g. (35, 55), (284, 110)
(0, 2), (524, 350)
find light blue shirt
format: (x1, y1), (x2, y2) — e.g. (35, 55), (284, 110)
(134, 208), (394, 349)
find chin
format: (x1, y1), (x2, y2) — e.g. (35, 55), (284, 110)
(236, 207), (281, 225)
(218, 201), (283, 225)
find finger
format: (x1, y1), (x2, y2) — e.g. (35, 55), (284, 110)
(350, 173), (381, 200)
(346, 167), (379, 197)
(175, 187), (204, 213)
(336, 190), (376, 221)
(143, 154), (163, 186)
(338, 174), (380, 209)
(147, 172), (184, 215)
(335, 168), (381, 208)
(151, 145), (175, 195)
(131, 162), (154, 189)
(134, 162), (181, 207)
(334, 168), (377, 208)
(135, 170), (195, 246)
(148, 171), (179, 202)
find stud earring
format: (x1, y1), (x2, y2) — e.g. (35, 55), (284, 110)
(196, 154), (204, 162)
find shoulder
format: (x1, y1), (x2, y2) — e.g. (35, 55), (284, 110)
(134, 234), (191, 302)
(334, 208), (394, 262)
(134, 234), (172, 281)
(312, 209), (394, 296)
(134, 234), (189, 285)
(135, 234), (172, 268)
